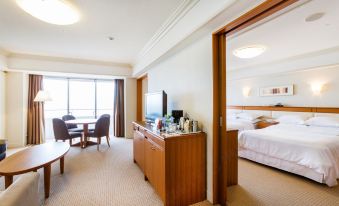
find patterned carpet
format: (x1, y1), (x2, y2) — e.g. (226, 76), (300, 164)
(228, 159), (339, 206)
(1, 138), (339, 206)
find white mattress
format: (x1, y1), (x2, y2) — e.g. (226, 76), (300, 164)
(238, 124), (339, 186)
(227, 119), (256, 131)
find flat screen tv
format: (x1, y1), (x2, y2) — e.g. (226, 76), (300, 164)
(145, 91), (167, 122)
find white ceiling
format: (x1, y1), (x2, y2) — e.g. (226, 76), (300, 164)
(227, 0), (339, 71)
(0, 0), (182, 65)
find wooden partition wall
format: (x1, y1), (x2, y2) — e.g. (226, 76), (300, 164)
(212, 0), (299, 205)
(136, 75), (148, 121)
(227, 106), (339, 114)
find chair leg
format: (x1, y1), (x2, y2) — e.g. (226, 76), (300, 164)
(106, 136), (110, 147)
(69, 139), (72, 146)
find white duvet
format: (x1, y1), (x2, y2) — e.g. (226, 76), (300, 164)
(238, 124), (339, 186)
(227, 119), (255, 131)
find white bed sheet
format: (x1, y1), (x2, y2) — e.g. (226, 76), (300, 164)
(238, 124), (339, 186)
(227, 119), (255, 131)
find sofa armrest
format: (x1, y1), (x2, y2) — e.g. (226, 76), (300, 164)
(0, 172), (40, 206)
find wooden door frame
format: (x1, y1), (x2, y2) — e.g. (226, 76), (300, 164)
(137, 75), (148, 121)
(212, 0), (298, 204)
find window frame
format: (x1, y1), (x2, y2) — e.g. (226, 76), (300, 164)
(44, 76), (114, 119)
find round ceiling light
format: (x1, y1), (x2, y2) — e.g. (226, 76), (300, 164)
(16, 0), (80, 25)
(305, 12), (325, 22)
(233, 45), (266, 59)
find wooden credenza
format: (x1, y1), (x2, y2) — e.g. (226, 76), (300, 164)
(133, 121), (206, 206)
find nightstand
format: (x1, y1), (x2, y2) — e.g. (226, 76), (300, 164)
(256, 121), (279, 129)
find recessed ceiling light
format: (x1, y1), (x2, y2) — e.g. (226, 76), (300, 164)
(16, 0), (80, 25)
(305, 12), (325, 22)
(233, 45), (266, 59)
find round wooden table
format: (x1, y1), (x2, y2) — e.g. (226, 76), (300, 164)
(0, 142), (70, 198)
(65, 119), (97, 148)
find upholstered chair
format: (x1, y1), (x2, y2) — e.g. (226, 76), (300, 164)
(62, 115), (84, 133)
(87, 115), (110, 150)
(53, 118), (82, 146)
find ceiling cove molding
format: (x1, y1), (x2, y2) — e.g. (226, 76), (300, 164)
(227, 64), (339, 83)
(7, 53), (133, 77)
(135, 0), (200, 63)
(8, 53), (132, 69)
(227, 46), (339, 81)
(229, 46), (339, 72)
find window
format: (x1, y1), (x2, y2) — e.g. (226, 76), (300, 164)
(69, 79), (95, 118)
(44, 77), (115, 139)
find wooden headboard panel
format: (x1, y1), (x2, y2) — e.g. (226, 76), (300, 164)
(227, 106), (339, 114)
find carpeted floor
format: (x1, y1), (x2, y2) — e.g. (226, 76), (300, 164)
(1, 138), (339, 206)
(227, 159), (339, 206)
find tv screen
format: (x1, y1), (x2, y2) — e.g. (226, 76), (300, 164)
(145, 91), (167, 122)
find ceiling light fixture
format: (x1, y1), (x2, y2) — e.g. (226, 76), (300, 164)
(16, 0), (80, 25)
(233, 45), (266, 59)
(305, 12), (325, 22)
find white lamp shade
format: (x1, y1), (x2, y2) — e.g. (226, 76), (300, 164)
(34, 90), (52, 102)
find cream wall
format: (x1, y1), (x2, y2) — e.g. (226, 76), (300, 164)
(227, 65), (339, 107)
(5, 72), (28, 148)
(147, 34), (214, 199)
(0, 71), (5, 139)
(125, 78), (137, 138)
(0, 53), (7, 139)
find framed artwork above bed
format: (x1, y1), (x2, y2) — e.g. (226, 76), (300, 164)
(259, 85), (294, 97)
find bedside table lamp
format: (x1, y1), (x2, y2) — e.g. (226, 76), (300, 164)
(34, 90), (52, 102)
(33, 90), (52, 144)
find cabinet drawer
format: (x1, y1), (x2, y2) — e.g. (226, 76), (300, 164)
(144, 130), (164, 149)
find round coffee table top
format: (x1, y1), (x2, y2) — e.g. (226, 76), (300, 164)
(0, 142), (70, 175)
(65, 119), (97, 125)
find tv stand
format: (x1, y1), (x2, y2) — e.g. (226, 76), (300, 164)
(132, 121), (206, 206)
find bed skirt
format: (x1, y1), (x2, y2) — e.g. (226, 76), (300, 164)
(239, 149), (326, 185)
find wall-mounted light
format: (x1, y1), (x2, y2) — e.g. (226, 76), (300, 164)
(311, 82), (324, 95)
(242, 87), (251, 97)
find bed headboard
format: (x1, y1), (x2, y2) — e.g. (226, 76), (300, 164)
(227, 106), (339, 120)
(227, 106), (339, 114)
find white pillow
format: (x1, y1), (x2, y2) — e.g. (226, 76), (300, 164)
(276, 115), (305, 125)
(305, 117), (339, 128)
(237, 112), (262, 121)
(227, 113), (237, 120)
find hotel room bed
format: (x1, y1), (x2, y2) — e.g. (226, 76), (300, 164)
(238, 124), (339, 186)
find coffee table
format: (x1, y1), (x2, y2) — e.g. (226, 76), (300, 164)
(0, 142), (70, 198)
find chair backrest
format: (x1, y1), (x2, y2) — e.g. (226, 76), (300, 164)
(94, 115), (110, 137)
(53, 118), (71, 140)
(62, 115), (77, 129)
(99, 114), (110, 119)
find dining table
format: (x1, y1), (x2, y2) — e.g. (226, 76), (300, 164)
(65, 118), (97, 148)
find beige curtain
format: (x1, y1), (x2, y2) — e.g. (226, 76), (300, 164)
(113, 79), (125, 137)
(27, 75), (45, 144)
